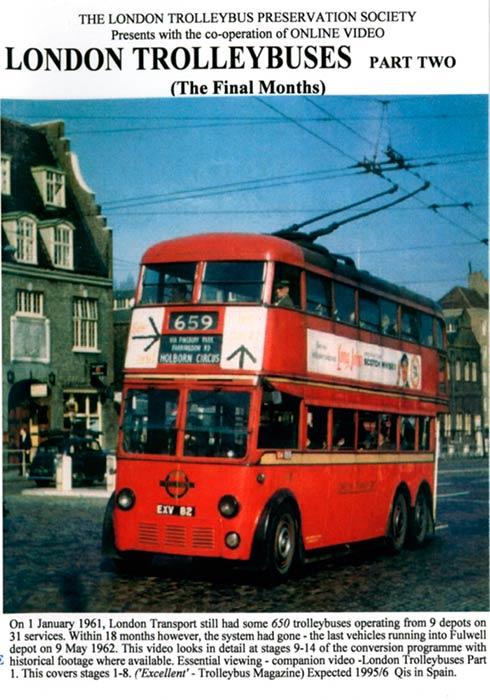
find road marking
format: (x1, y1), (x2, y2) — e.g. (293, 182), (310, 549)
(435, 523), (449, 531)
(439, 468), (488, 476)
(437, 491), (471, 499)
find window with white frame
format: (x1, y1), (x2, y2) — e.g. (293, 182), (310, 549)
(11, 291), (49, 364)
(464, 361), (470, 382)
(46, 170), (65, 207)
(455, 359), (462, 381)
(73, 298), (99, 350)
(471, 362), (478, 382)
(114, 296), (134, 310)
(1, 154), (11, 195)
(53, 224), (73, 269)
(15, 217), (37, 264)
(63, 391), (102, 437)
(16, 289), (44, 316)
(32, 167), (66, 207)
(443, 413), (451, 437)
(464, 414), (472, 435)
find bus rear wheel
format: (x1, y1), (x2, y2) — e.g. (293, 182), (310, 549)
(408, 490), (433, 548)
(387, 490), (408, 554)
(263, 505), (298, 583)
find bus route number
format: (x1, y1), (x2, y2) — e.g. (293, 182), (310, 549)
(169, 312), (218, 332)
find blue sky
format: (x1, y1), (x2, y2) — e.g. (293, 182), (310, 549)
(2, 94), (488, 300)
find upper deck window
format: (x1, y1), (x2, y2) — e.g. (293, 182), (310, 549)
(200, 261), (264, 303)
(306, 273), (331, 317)
(435, 318), (446, 350)
(333, 282), (355, 325)
(401, 306), (420, 343)
(359, 292), (380, 333)
(419, 313), (435, 347)
(379, 298), (398, 337)
(272, 264), (302, 308)
(141, 262), (196, 304)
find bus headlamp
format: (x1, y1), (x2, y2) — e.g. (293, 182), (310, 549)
(116, 488), (136, 511)
(225, 532), (241, 549)
(218, 495), (240, 518)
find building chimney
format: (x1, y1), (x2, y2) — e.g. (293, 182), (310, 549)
(468, 270), (488, 296)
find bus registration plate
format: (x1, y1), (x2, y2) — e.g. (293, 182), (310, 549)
(157, 504), (195, 517)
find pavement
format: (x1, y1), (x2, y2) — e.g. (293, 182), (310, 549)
(3, 467), (112, 499)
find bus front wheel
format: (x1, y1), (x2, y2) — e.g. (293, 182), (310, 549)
(387, 490), (408, 554)
(263, 505), (298, 583)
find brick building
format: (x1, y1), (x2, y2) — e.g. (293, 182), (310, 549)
(441, 311), (485, 455)
(439, 271), (488, 455)
(2, 118), (117, 451)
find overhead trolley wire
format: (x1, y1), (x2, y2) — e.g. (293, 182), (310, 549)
(254, 97), (360, 164)
(101, 167), (361, 211)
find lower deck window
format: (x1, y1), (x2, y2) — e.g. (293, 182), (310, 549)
(401, 416), (416, 450)
(358, 412), (379, 450)
(418, 416), (431, 450)
(258, 392), (300, 449)
(122, 389), (179, 455)
(257, 396), (433, 454)
(184, 391), (249, 458)
(332, 409), (355, 450)
(306, 405), (328, 450)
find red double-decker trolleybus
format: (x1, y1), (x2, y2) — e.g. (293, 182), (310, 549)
(103, 232), (449, 581)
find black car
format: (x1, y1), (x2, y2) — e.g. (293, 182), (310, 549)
(28, 435), (106, 487)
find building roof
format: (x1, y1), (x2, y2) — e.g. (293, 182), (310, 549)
(447, 311), (481, 350)
(439, 285), (488, 311)
(1, 118), (108, 278)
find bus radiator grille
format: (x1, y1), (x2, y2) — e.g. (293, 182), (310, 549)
(164, 525), (186, 547)
(161, 525), (216, 550)
(138, 523), (159, 545)
(192, 527), (215, 549)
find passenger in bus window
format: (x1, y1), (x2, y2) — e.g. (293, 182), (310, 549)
(401, 417), (416, 450)
(306, 407), (327, 450)
(379, 415), (396, 450)
(359, 414), (378, 450)
(274, 280), (294, 308)
(381, 314), (398, 337)
(332, 409), (355, 449)
(171, 283), (189, 303)
(379, 299), (398, 337)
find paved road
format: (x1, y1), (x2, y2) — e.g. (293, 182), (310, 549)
(3, 459), (488, 613)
